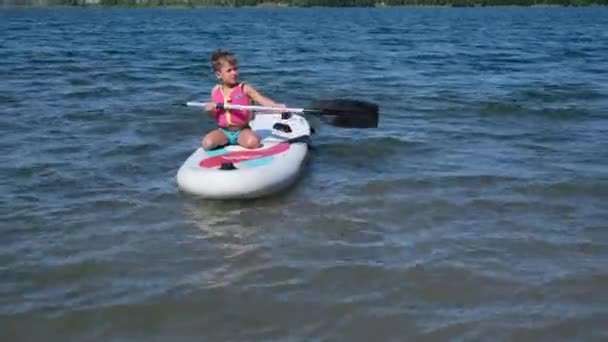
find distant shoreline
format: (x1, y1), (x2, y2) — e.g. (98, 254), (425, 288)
(1, 0), (606, 9)
(2, 4), (606, 8)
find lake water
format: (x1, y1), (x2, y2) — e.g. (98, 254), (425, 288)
(1, 6), (608, 340)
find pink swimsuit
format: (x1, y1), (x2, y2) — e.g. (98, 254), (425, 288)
(212, 83), (251, 128)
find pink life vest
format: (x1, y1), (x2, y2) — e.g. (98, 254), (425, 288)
(212, 83), (251, 128)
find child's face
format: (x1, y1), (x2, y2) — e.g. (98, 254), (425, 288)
(215, 61), (239, 86)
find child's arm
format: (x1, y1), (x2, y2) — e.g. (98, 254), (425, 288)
(204, 90), (218, 118)
(243, 84), (285, 108)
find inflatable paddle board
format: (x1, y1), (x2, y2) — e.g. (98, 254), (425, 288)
(176, 113), (311, 199)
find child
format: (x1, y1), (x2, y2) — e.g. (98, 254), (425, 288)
(202, 49), (285, 150)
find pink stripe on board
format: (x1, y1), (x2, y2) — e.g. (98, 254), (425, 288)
(200, 142), (290, 168)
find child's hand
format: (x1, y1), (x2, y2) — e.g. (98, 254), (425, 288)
(205, 102), (217, 112)
(272, 103), (287, 109)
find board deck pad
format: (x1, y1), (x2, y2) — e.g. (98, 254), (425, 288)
(199, 142), (290, 168)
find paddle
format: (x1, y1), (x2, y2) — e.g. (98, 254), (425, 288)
(183, 99), (379, 128)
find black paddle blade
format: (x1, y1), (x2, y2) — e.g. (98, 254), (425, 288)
(310, 99), (379, 128)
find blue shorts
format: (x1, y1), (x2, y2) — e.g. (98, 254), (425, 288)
(219, 127), (243, 145)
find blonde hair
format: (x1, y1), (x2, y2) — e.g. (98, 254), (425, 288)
(211, 49), (238, 72)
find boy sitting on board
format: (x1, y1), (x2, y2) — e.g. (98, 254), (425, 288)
(202, 49), (285, 151)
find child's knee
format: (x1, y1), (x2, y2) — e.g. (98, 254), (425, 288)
(202, 136), (216, 151)
(242, 135), (260, 149)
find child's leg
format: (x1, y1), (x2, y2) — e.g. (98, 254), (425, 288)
(237, 128), (261, 149)
(202, 129), (228, 150)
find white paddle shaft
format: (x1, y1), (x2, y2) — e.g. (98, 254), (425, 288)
(186, 101), (306, 113)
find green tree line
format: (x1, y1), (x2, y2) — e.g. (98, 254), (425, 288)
(3, 0), (607, 6)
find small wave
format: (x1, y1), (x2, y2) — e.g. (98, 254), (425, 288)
(514, 180), (608, 200)
(479, 100), (594, 119)
(519, 82), (602, 101)
(61, 86), (117, 100)
(99, 142), (160, 159)
(317, 136), (433, 160)
(475, 81), (604, 119)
